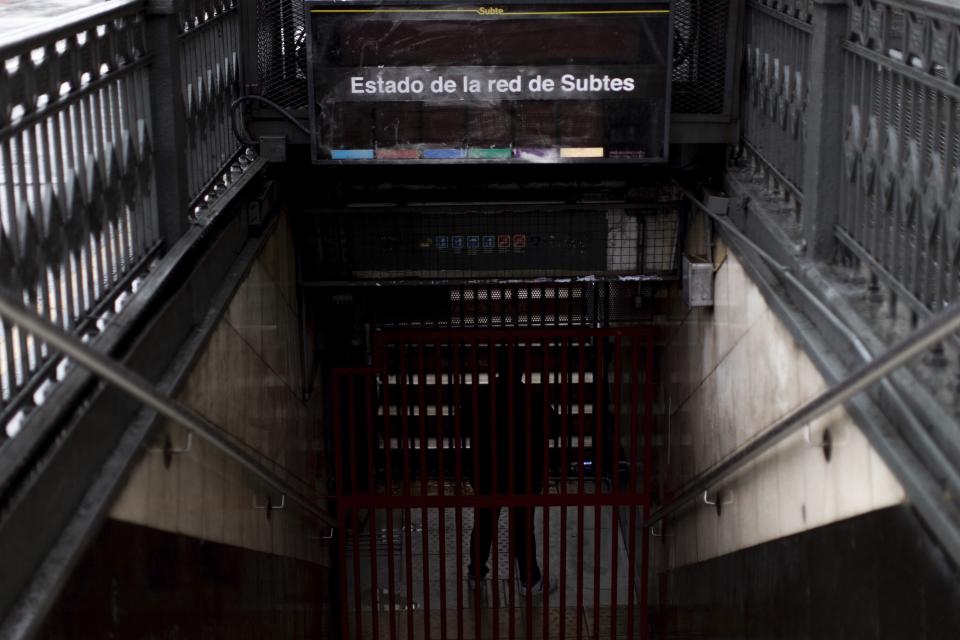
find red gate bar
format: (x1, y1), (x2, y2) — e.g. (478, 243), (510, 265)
(332, 327), (654, 640)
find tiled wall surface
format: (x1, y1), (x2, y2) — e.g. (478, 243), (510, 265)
(110, 211), (329, 566)
(658, 242), (904, 568)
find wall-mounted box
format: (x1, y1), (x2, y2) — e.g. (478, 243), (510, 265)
(682, 254), (713, 307)
(702, 188), (729, 216)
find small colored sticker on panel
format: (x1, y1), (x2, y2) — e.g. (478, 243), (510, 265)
(467, 148), (513, 159)
(331, 149), (375, 160)
(376, 148), (420, 159)
(559, 147), (605, 158)
(422, 148), (467, 159)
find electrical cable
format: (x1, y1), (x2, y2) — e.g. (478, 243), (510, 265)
(230, 94), (311, 146)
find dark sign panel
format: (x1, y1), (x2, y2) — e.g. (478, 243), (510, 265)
(306, 1), (673, 163)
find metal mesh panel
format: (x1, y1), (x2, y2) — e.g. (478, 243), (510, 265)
(671, 0), (731, 115)
(307, 207), (680, 281)
(256, 0), (309, 109)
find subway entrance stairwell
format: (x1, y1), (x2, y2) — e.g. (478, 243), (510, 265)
(0, 1), (958, 639)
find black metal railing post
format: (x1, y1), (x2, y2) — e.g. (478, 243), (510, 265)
(801, 0), (848, 259)
(144, 0), (193, 245)
(238, 0), (261, 94)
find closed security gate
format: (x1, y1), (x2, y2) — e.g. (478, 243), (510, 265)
(332, 328), (654, 639)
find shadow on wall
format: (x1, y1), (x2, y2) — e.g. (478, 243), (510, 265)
(36, 519), (333, 638)
(37, 211), (334, 638)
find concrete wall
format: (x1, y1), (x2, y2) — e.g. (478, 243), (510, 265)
(38, 519), (332, 638)
(657, 239), (904, 569)
(658, 505), (960, 638)
(109, 211), (328, 566)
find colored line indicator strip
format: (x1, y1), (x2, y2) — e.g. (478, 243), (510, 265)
(467, 148), (512, 159)
(331, 149), (375, 160)
(312, 8), (476, 13)
(311, 9), (669, 14)
(377, 148), (420, 159)
(423, 148), (466, 159)
(502, 9), (669, 15)
(560, 147), (605, 158)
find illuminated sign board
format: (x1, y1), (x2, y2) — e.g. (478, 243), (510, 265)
(306, 0), (673, 163)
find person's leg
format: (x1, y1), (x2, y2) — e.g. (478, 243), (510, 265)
(512, 505), (541, 586)
(469, 505), (500, 579)
(469, 411), (496, 580)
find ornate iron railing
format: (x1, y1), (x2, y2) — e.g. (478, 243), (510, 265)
(0, 0), (251, 444)
(742, 0), (812, 202)
(178, 0), (242, 202)
(0, 0), (158, 439)
(840, 0), (960, 315)
(741, 0), (960, 315)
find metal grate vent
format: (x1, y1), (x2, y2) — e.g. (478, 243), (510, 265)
(447, 283), (596, 328)
(311, 282), (651, 366)
(256, 0), (308, 109)
(671, 0), (731, 115)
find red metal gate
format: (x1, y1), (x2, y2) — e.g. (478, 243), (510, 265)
(332, 327), (654, 640)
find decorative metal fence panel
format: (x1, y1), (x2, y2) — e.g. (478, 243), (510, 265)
(0, 0), (160, 439)
(741, 0), (812, 199)
(740, 0), (960, 316)
(0, 0), (252, 445)
(178, 0), (243, 202)
(840, 0), (960, 314)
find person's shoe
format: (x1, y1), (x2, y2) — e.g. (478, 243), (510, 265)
(518, 576), (558, 597)
(467, 572), (484, 593)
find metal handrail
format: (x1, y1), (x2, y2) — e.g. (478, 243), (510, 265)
(0, 290), (337, 530)
(683, 185), (960, 476)
(644, 192), (960, 528)
(646, 294), (960, 526)
(0, 0), (145, 59)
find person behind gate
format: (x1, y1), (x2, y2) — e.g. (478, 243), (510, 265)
(467, 347), (558, 596)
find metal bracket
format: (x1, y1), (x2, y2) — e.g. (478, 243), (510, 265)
(253, 494), (286, 520)
(149, 431), (193, 468)
(259, 135), (287, 163)
(377, 590), (420, 611)
(650, 525), (674, 538)
(310, 528), (335, 541)
(376, 524), (423, 542)
(803, 424), (844, 462)
(703, 489), (734, 516)
(666, 394), (672, 465)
